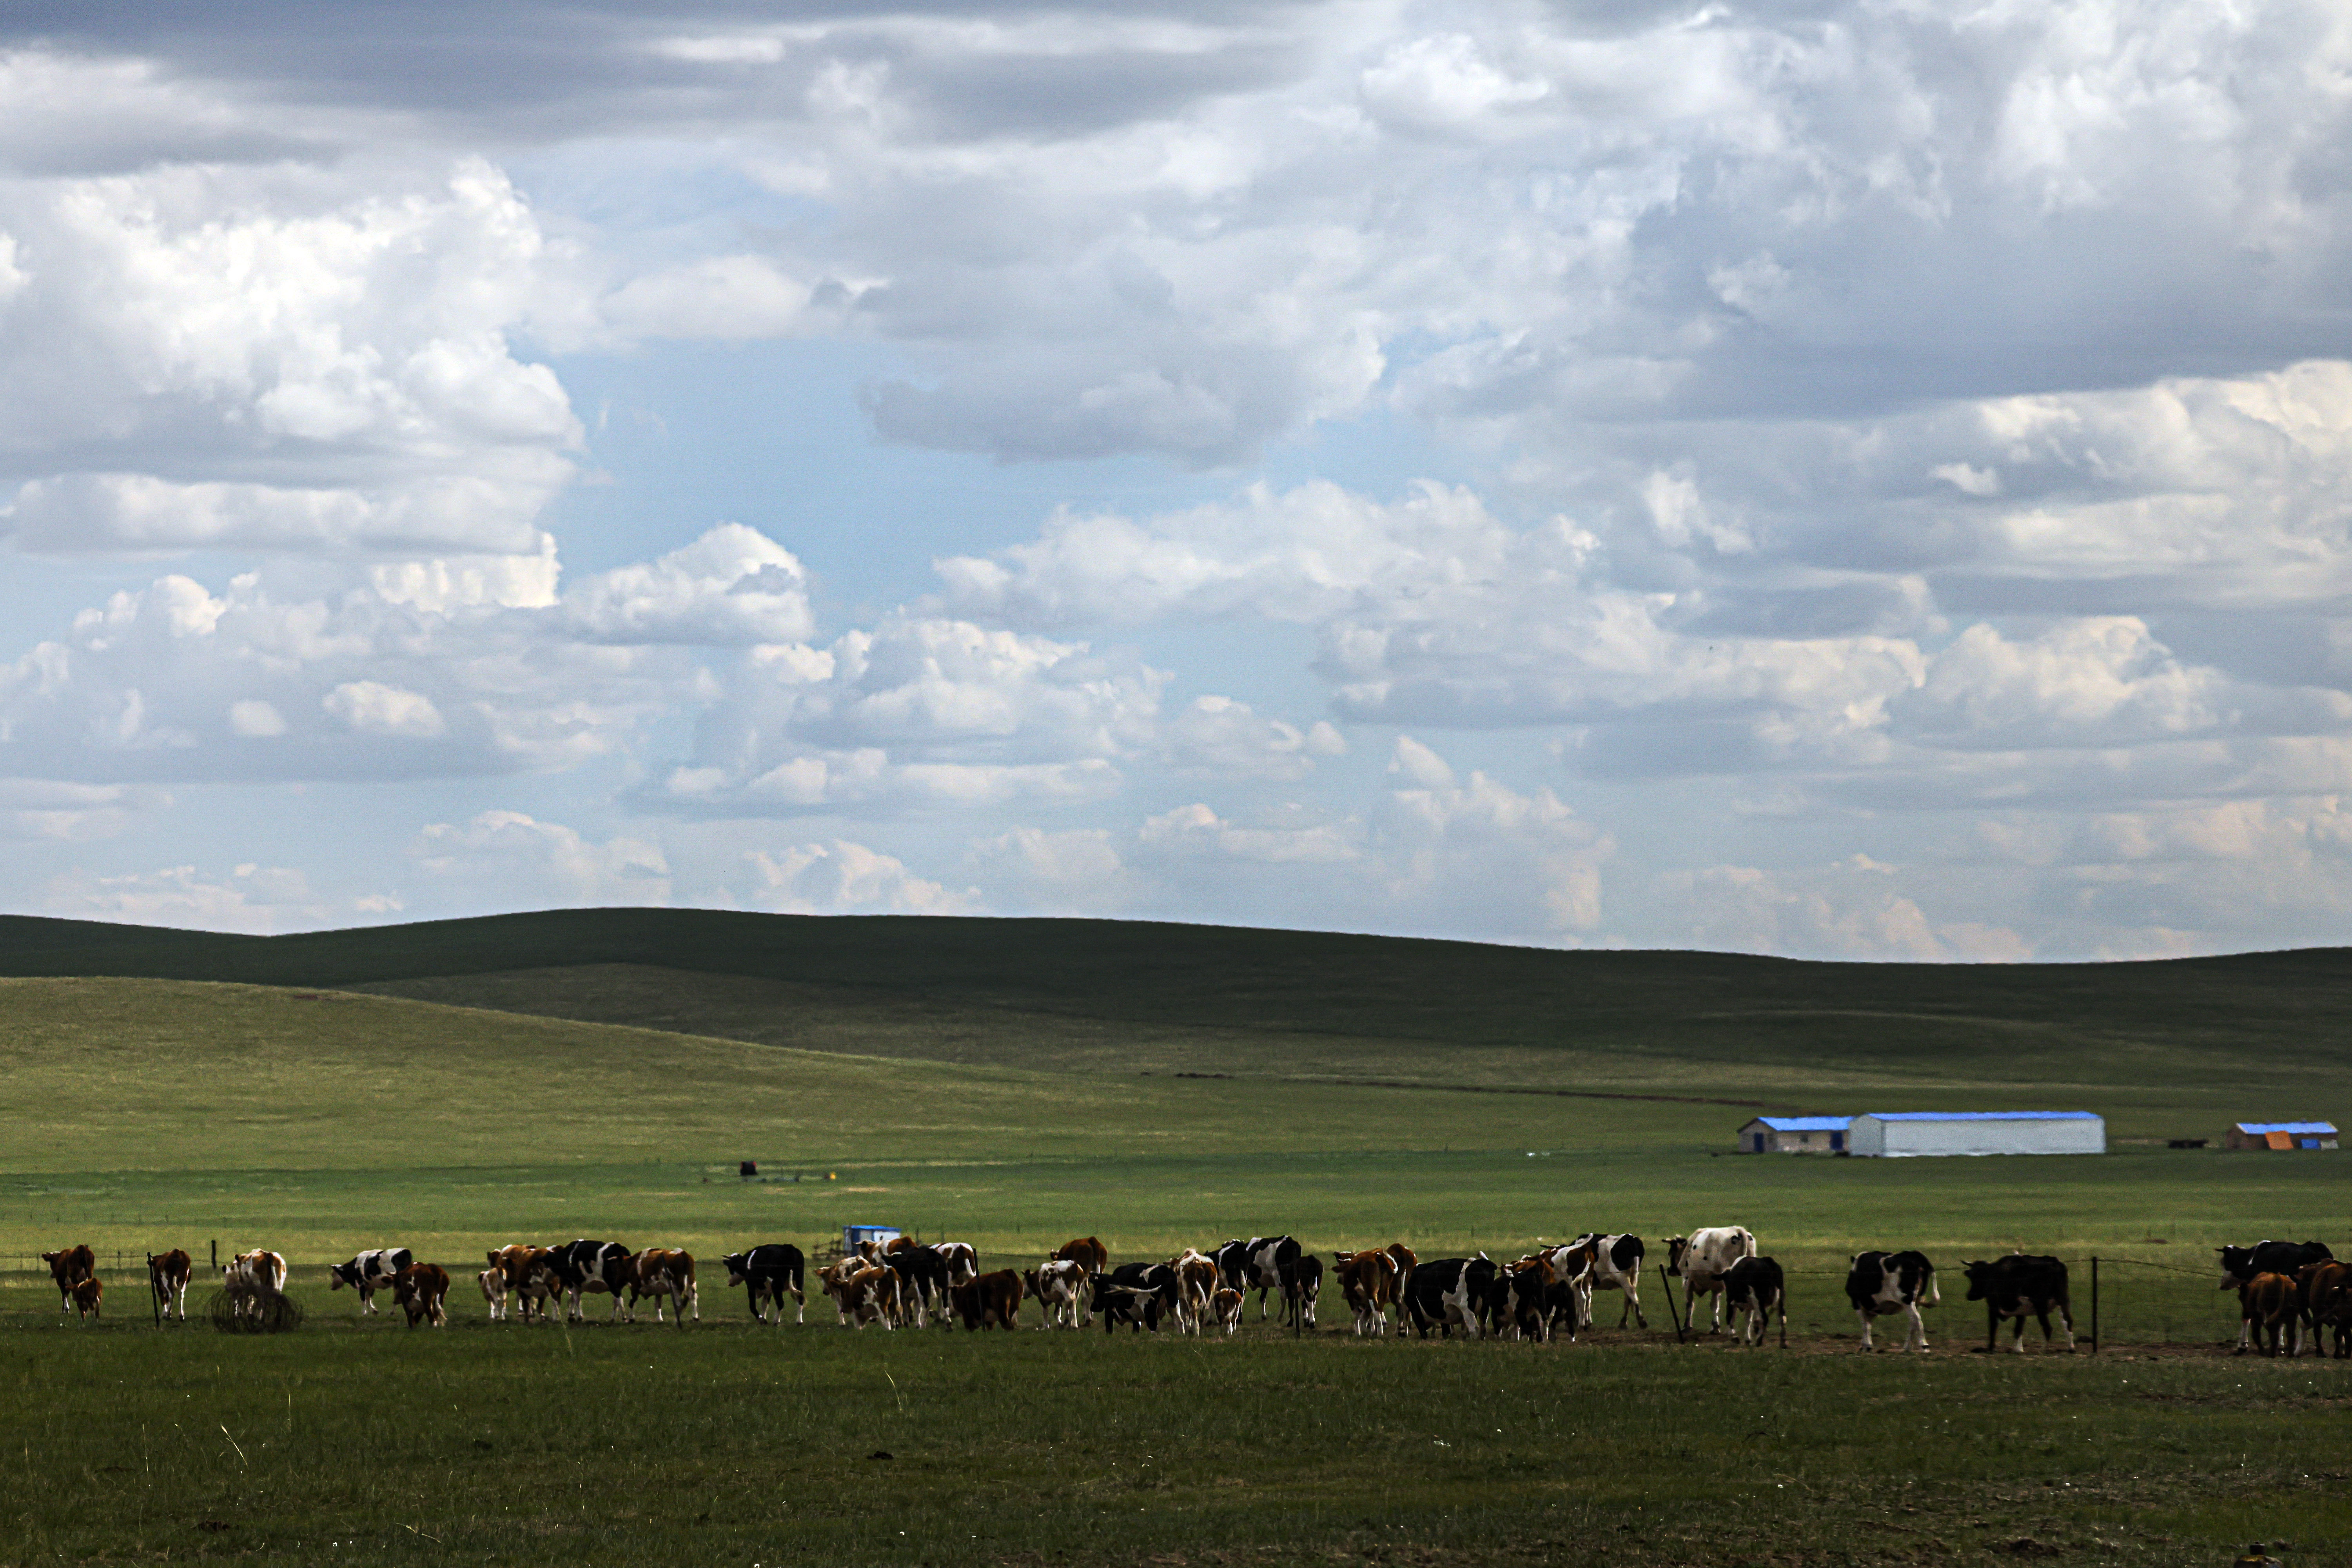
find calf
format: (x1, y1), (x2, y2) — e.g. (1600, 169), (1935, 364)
(2299, 1261), (2352, 1359)
(1959, 1255), (2074, 1353)
(1846, 1250), (1938, 1353)
(71, 1275), (102, 1323)
(390, 1263), (449, 1328)
(1723, 1256), (1786, 1347)
(1403, 1256), (1495, 1340)
(146, 1250), (192, 1323)
(478, 1266), (507, 1321)
(622, 1249), (697, 1325)
(544, 1239), (633, 1321)
(328, 1248), (413, 1316)
(1026, 1259), (1090, 1329)
(2240, 1272), (2296, 1357)
(951, 1269), (1025, 1330)
(1664, 1228), (1757, 1334)
(721, 1244), (806, 1325)
(1093, 1262), (1179, 1332)
(41, 1245), (94, 1314)
(2219, 1241), (2331, 1354)
(1287, 1254), (1323, 1330)
(820, 1261), (898, 1329)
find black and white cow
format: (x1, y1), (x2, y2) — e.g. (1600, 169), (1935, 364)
(1846, 1250), (1938, 1353)
(1214, 1236), (1302, 1320)
(2218, 1241), (2332, 1354)
(327, 1248), (413, 1316)
(1403, 1256), (1496, 1340)
(1722, 1256), (1786, 1347)
(884, 1245), (952, 1327)
(1664, 1227), (1757, 1334)
(721, 1244), (806, 1325)
(544, 1239), (634, 1321)
(1285, 1253), (1323, 1330)
(1959, 1254), (2074, 1353)
(1559, 1233), (1647, 1330)
(1482, 1263), (1552, 1343)
(1092, 1262), (1180, 1332)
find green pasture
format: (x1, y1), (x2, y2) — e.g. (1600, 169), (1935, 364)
(4, 1298), (2348, 1568)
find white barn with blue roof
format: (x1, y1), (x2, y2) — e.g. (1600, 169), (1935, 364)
(1850, 1111), (2104, 1158)
(1736, 1115), (1853, 1154)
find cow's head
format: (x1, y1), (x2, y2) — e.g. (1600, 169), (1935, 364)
(1663, 1237), (1689, 1272)
(1959, 1260), (1997, 1300)
(720, 1253), (751, 1285)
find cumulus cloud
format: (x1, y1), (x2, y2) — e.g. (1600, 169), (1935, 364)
(40, 860), (391, 935)
(745, 840), (976, 914)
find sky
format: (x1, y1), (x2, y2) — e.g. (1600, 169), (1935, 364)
(4, 0), (2352, 960)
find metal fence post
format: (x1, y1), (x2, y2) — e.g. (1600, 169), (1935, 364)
(2090, 1256), (2099, 1355)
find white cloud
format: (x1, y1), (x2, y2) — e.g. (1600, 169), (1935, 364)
(1655, 862), (2029, 963)
(322, 680), (445, 739)
(40, 861), (386, 935)
(1159, 694), (1343, 780)
(746, 840), (976, 914)
(561, 524), (814, 646)
(411, 810), (669, 907)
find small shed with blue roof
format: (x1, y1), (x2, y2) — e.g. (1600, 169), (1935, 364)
(1736, 1115), (1853, 1154)
(1850, 1111), (2104, 1158)
(2227, 1122), (2338, 1151)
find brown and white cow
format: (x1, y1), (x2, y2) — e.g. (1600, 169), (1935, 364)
(2240, 1272), (2298, 1357)
(622, 1249), (698, 1325)
(390, 1263), (449, 1328)
(2301, 1260), (2352, 1359)
(1025, 1259), (1089, 1330)
(1211, 1286), (1244, 1334)
(1334, 1249), (1401, 1337)
(41, 1245), (94, 1314)
(146, 1250), (192, 1323)
(1169, 1249), (1220, 1335)
(820, 1261), (899, 1329)
(223, 1249), (289, 1320)
(477, 1266), (508, 1321)
(71, 1274), (103, 1322)
(950, 1269), (1025, 1330)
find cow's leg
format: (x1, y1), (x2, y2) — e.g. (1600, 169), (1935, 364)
(2053, 1299), (2075, 1352)
(1905, 1301), (1927, 1353)
(1856, 1307), (1875, 1351)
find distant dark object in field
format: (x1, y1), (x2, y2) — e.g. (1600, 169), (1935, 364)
(1174, 1071), (1232, 1079)
(739, 1160), (758, 1178)
(2169, 1138), (2208, 1149)
(867, 1450), (893, 1461)
(205, 1287), (301, 1333)
(197, 1520), (232, 1534)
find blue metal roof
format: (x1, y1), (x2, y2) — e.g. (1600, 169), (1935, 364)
(2234, 1122), (2338, 1135)
(1862, 1111), (2101, 1122)
(1754, 1116), (1852, 1131)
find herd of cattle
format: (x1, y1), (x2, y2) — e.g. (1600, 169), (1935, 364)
(30, 1234), (2349, 1355)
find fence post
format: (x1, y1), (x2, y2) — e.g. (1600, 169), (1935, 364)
(210, 1239), (217, 1272)
(2089, 1256), (2099, 1355)
(1657, 1265), (1687, 1343)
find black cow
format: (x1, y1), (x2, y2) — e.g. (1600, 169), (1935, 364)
(2219, 1242), (2332, 1354)
(1960, 1255), (2073, 1353)
(721, 1243), (806, 1325)
(327, 1247), (413, 1316)
(544, 1239), (634, 1321)
(1403, 1256), (1496, 1339)
(883, 1245), (951, 1327)
(1846, 1250), (1938, 1353)
(1093, 1262), (1179, 1332)
(1284, 1254), (1323, 1330)
(1722, 1256), (1786, 1347)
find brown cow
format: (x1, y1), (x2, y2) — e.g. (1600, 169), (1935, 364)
(1054, 1236), (1109, 1276)
(390, 1263), (449, 1328)
(146, 1249), (192, 1323)
(622, 1249), (698, 1325)
(1169, 1249), (1219, 1335)
(487, 1244), (557, 1323)
(1211, 1285), (1244, 1334)
(950, 1269), (1025, 1330)
(2301, 1261), (2352, 1359)
(41, 1245), (94, 1314)
(2239, 1272), (2297, 1357)
(71, 1275), (102, 1322)
(819, 1261), (898, 1329)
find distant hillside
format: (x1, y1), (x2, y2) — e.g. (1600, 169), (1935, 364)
(1, 910), (2347, 1115)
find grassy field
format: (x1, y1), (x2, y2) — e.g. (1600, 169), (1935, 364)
(2, 910), (2350, 1564)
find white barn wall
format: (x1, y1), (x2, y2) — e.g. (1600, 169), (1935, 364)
(1851, 1113), (2105, 1158)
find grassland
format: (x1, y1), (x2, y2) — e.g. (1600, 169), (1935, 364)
(2, 910), (2350, 1564)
